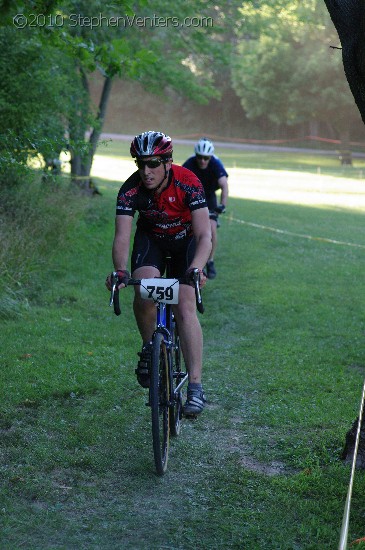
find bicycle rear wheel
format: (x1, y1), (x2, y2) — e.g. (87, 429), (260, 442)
(150, 331), (170, 476)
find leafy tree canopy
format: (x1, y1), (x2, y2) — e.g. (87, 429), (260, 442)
(0, 0), (242, 187)
(231, 0), (360, 136)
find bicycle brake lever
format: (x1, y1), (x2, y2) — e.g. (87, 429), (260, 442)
(109, 272), (119, 307)
(109, 286), (115, 307)
(191, 268), (204, 313)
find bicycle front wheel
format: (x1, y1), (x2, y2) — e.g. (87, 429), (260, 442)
(170, 321), (183, 437)
(150, 331), (170, 476)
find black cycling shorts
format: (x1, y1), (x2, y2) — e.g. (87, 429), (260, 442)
(131, 228), (196, 278)
(205, 192), (218, 222)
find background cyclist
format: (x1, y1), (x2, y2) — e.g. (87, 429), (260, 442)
(183, 138), (229, 279)
(106, 131), (211, 416)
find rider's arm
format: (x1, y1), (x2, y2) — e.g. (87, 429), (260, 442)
(217, 175), (228, 207)
(190, 207), (212, 271)
(112, 215), (133, 271)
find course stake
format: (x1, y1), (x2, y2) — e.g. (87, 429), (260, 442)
(338, 379), (365, 550)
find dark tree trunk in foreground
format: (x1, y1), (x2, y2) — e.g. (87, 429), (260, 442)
(324, 0), (365, 465)
(324, 0), (365, 124)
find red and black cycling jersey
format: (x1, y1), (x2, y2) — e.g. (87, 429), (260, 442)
(116, 164), (207, 240)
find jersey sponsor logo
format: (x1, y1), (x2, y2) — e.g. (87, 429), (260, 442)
(141, 208), (168, 222)
(125, 187), (138, 197)
(156, 219), (182, 230)
(190, 198), (206, 207)
(174, 229), (187, 239)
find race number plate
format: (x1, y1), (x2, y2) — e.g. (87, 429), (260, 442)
(140, 278), (180, 304)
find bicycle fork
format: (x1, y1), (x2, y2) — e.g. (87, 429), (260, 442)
(146, 303), (187, 409)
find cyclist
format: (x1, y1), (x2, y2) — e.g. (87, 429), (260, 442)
(106, 131), (212, 416)
(183, 138), (228, 279)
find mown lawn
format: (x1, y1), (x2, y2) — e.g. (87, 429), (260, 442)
(1, 149), (365, 549)
(95, 137), (365, 178)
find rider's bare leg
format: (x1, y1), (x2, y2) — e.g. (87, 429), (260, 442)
(173, 284), (203, 384)
(132, 266), (160, 344)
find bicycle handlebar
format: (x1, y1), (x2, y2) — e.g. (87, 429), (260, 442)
(109, 269), (204, 316)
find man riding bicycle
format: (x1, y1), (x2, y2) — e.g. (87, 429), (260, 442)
(106, 131), (212, 415)
(183, 138), (229, 279)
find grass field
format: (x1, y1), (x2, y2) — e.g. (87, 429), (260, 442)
(2, 146), (365, 549)
(94, 137), (365, 176)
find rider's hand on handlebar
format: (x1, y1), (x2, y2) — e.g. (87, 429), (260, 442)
(185, 267), (207, 289)
(105, 269), (130, 290)
(215, 204), (226, 214)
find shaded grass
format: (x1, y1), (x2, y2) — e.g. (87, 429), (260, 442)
(2, 165), (365, 548)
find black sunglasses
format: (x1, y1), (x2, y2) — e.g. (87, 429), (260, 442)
(196, 154), (211, 161)
(135, 157), (165, 169)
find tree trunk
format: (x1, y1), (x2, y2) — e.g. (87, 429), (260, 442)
(324, 0), (365, 125)
(339, 127), (352, 165)
(309, 119), (319, 137)
(70, 70), (113, 194)
(89, 76), (113, 165)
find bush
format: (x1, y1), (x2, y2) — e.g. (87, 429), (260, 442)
(0, 172), (87, 318)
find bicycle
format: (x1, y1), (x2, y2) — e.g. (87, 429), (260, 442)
(109, 262), (204, 476)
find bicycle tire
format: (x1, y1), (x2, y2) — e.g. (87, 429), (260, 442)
(150, 331), (170, 476)
(170, 320), (183, 437)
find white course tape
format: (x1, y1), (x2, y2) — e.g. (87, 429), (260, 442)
(229, 217), (365, 250)
(338, 379), (365, 550)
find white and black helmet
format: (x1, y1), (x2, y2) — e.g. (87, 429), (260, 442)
(130, 131), (173, 159)
(195, 138), (214, 156)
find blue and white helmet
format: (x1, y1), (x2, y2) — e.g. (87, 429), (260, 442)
(195, 138), (214, 156)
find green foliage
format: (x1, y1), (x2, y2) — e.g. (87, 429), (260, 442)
(0, 0), (239, 185)
(55, 0), (231, 99)
(232, 0), (360, 135)
(0, 0), (59, 22)
(50, 0), (152, 79)
(123, 1), (228, 103)
(0, 26), (71, 183)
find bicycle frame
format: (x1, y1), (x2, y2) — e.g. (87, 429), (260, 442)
(156, 301), (169, 331)
(155, 301), (188, 406)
